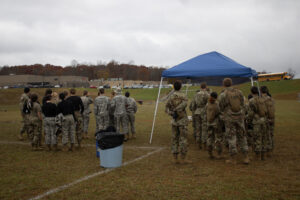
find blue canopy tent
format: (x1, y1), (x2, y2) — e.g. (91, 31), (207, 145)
(149, 51), (257, 143)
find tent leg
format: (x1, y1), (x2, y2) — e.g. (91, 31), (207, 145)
(149, 77), (164, 144)
(250, 77), (254, 86)
(255, 80), (261, 96)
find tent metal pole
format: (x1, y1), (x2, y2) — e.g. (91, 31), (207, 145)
(149, 77), (164, 144)
(256, 80), (261, 96)
(250, 77), (254, 86)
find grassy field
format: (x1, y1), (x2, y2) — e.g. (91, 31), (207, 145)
(0, 79), (299, 200)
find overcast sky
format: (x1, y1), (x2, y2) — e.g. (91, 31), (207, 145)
(0, 0), (299, 75)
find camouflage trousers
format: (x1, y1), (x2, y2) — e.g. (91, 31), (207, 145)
(74, 111), (83, 144)
(44, 117), (57, 145)
(95, 115), (109, 132)
(82, 114), (90, 133)
(38, 120), (42, 146)
(62, 114), (75, 145)
(224, 119), (248, 155)
(20, 114), (30, 137)
(253, 119), (269, 152)
(171, 125), (188, 156)
(207, 124), (223, 153)
(109, 114), (115, 128)
(194, 114), (207, 144)
(114, 115), (128, 134)
(127, 113), (136, 135)
(192, 114), (196, 140)
(28, 118), (41, 146)
(267, 122), (275, 151)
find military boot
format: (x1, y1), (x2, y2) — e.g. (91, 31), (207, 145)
(203, 143), (207, 150)
(261, 152), (265, 161)
(78, 142), (81, 148)
(208, 146), (214, 159)
(225, 154), (237, 164)
(243, 153), (250, 165)
(173, 154), (180, 164)
(62, 144), (68, 152)
(69, 143), (74, 151)
(53, 144), (61, 151)
(47, 144), (51, 151)
(255, 152), (260, 160)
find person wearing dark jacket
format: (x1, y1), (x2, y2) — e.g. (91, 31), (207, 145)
(67, 88), (84, 148)
(57, 93), (76, 151)
(42, 95), (59, 151)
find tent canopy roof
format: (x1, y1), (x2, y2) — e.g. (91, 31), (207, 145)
(162, 51), (257, 78)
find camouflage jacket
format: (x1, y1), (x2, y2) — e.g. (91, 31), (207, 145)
(29, 102), (42, 122)
(165, 91), (188, 126)
(94, 95), (110, 117)
(19, 93), (30, 113)
(111, 95), (128, 117)
(126, 97), (137, 114)
(81, 96), (94, 115)
(190, 89), (209, 115)
(218, 87), (245, 120)
(248, 95), (268, 124)
(205, 100), (220, 127)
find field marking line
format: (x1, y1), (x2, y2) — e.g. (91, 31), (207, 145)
(27, 147), (164, 200)
(0, 140), (163, 149)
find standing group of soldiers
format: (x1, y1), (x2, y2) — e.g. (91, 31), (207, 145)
(19, 87), (137, 151)
(166, 78), (275, 164)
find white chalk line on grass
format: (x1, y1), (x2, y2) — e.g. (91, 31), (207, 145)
(28, 147), (164, 200)
(0, 140), (162, 149)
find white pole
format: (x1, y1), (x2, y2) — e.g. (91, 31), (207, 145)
(250, 77), (254, 86)
(149, 77), (164, 144)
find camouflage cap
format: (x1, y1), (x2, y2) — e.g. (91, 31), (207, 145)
(115, 87), (122, 94)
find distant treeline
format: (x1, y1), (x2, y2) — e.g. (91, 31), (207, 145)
(0, 61), (166, 81)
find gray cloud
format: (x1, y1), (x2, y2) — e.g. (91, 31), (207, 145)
(0, 0), (299, 75)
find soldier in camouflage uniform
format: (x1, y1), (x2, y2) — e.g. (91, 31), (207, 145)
(205, 92), (223, 159)
(125, 92), (138, 139)
(260, 86), (275, 154)
(81, 90), (94, 138)
(94, 88), (110, 132)
(19, 87), (31, 140)
(244, 94), (254, 151)
(28, 93), (43, 151)
(248, 86), (269, 160)
(57, 92), (76, 151)
(189, 90), (200, 141)
(165, 81), (190, 164)
(190, 82), (209, 149)
(109, 91), (116, 127)
(111, 88), (129, 141)
(42, 95), (58, 151)
(67, 88), (84, 148)
(218, 78), (249, 164)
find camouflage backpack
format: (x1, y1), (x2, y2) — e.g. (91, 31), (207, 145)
(206, 102), (218, 123)
(256, 97), (268, 117)
(265, 97), (275, 119)
(22, 99), (31, 114)
(226, 88), (242, 112)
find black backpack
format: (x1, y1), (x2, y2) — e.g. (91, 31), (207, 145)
(22, 100), (31, 114)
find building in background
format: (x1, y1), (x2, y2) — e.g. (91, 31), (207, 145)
(0, 75), (89, 88)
